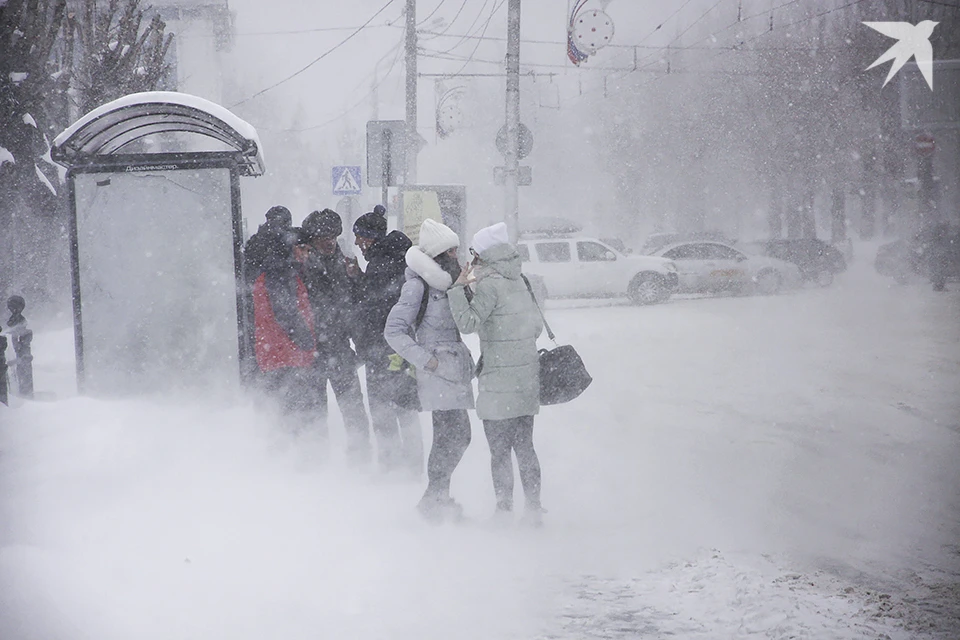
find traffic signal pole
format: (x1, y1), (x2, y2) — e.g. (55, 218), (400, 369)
(405, 0), (418, 185)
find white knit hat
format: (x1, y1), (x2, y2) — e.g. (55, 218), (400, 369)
(471, 222), (510, 255)
(418, 218), (460, 258)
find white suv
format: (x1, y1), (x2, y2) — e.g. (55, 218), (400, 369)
(518, 236), (679, 305)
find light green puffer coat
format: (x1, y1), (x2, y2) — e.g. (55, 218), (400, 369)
(448, 243), (543, 420)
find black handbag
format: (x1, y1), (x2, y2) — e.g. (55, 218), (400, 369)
(522, 276), (593, 405)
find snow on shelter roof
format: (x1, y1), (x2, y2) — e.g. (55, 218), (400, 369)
(52, 92), (264, 176)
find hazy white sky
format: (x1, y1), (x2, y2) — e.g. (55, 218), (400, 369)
(223, 0), (693, 135)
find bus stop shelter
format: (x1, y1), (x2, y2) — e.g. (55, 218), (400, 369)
(51, 92), (265, 396)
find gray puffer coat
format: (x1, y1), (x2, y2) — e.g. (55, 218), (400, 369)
(384, 246), (475, 411)
(448, 242), (543, 420)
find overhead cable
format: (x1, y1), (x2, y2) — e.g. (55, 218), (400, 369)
(231, 0), (400, 108)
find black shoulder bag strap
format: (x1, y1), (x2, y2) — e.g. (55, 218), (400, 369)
(414, 277), (430, 329)
(521, 274), (556, 343)
(413, 277), (460, 339)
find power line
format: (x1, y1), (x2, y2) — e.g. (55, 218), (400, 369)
(635, 0), (702, 47)
(432, 0), (493, 54)
(739, 0), (803, 25)
(626, 0), (873, 94)
(916, 0), (960, 8)
(417, 0), (447, 26)
(419, 42), (882, 71)
(632, 0), (728, 71)
(418, 0), (470, 40)
(447, 0), (506, 78)
(262, 41), (405, 133)
(546, 0), (870, 109)
(733, 0), (872, 48)
(231, 0), (400, 108)
(180, 24), (400, 38)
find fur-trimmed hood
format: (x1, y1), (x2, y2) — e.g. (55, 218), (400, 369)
(405, 245), (453, 291)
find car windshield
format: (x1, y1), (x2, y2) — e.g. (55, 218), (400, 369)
(737, 242), (766, 256)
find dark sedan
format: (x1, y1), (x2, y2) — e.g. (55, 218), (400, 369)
(876, 224), (960, 285)
(741, 239), (846, 287)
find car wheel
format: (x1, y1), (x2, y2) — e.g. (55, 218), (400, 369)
(755, 269), (782, 295)
(628, 274), (667, 305)
(815, 269), (834, 287)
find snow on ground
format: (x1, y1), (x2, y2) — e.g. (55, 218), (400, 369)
(1, 242), (958, 639)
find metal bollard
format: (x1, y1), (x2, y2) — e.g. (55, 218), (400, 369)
(6, 296), (33, 400)
(11, 329), (33, 399)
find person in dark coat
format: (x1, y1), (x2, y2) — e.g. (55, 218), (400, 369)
(352, 205), (424, 476)
(301, 208), (372, 465)
(245, 205), (294, 281)
(248, 223), (318, 425)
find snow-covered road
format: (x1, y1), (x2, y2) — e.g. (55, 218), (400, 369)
(1, 246), (958, 639)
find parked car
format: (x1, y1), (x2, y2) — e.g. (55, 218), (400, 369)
(517, 236), (679, 304)
(739, 238), (846, 287)
(641, 230), (733, 256)
(649, 241), (802, 295)
(875, 224), (960, 284)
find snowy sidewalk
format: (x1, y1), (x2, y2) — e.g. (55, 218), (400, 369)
(1, 248), (958, 639)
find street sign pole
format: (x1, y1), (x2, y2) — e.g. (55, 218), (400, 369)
(381, 129), (391, 212)
(915, 133), (937, 225)
(504, 0), (521, 241)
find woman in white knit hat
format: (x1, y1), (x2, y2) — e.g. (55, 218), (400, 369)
(448, 222), (546, 526)
(384, 218), (475, 522)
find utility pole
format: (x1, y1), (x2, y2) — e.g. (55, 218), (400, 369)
(405, 0), (418, 185)
(504, 0), (521, 240)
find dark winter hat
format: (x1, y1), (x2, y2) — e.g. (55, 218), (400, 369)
(265, 205), (292, 227)
(353, 204), (388, 239)
(302, 208), (343, 239)
(7, 295), (25, 314)
(290, 227), (312, 246)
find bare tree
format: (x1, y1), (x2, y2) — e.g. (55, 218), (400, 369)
(0, 0), (70, 303)
(72, 0), (173, 116)
(0, 0), (173, 309)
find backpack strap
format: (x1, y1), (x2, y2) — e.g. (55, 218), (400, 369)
(413, 277), (461, 341)
(414, 277), (430, 329)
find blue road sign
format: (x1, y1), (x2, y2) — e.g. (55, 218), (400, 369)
(332, 165), (362, 195)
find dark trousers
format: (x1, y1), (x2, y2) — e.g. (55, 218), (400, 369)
(482, 415), (541, 511)
(365, 365), (423, 473)
(260, 367), (321, 417)
(425, 409), (472, 498)
(316, 368), (371, 464)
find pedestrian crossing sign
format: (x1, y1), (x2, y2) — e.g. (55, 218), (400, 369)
(332, 165), (362, 195)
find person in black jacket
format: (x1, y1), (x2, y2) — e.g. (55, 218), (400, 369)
(352, 206), (423, 476)
(301, 208), (372, 465)
(245, 205), (294, 282)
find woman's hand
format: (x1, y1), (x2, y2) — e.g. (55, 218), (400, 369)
(454, 263), (476, 287)
(344, 256), (361, 278)
(425, 356), (439, 371)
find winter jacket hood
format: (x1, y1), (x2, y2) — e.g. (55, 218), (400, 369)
(368, 230), (412, 262)
(477, 242), (522, 281)
(406, 246), (453, 291)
